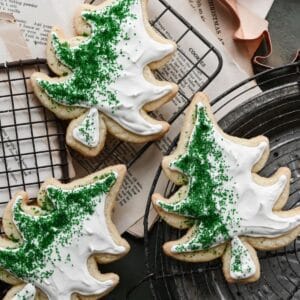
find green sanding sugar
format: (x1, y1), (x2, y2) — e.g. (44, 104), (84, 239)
(158, 105), (240, 251)
(0, 172), (116, 283)
(231, 247), (243, 273)
(230, 237), (255, 277)
(78, 116), (95, 145)
(38, 0), (136, 109)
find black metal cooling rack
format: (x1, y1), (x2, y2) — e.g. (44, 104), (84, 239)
(0, 59), (69, 297)
(141, 61), (300, 300)
(0, 59), (69, 208)
(71, 0), (223, 172)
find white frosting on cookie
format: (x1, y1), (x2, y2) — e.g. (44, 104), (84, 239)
(170, 103), (300, 245)
(73, 108), (100, 147)
(31, 184), (125, 299)
(37, 0), (175, 144)
(230, 237), (256, 280)
(2, 172), (126, 300)
(102, 0), (174, 135)
(12, 284), (36, 300)
(158, 101), (300, 280)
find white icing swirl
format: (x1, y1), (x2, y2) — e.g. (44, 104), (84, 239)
(230, 237), (256, 280)
(12, 283), (36, 300)
(73, 108), (100, 147)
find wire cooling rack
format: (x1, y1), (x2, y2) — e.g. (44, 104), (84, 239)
(141, 61), (300, 300)
(0, 59), (69, 211)
(70, 0), (222, 172)
(0, 59), (70, 297)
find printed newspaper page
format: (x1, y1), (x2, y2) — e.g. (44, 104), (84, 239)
(0, 65), (66, 214)
(0, 0), (82, 215)
(0, 0), (83, 58)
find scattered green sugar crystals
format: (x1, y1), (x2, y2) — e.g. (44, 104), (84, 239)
(38, 0), (137, 110)
(158, 104), (240, 252)
(12, 283), (36, 300)
(74, 108), (99, 147)
(78, 118), (94, 144)
(230, 236), (255, 279)
(0, 172), (116, 283)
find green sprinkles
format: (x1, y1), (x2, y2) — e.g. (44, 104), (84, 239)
(158, 104), (240, 252)
(230, 237), (255, 278)
(78, 118), (94, 144)
(0, 172), (116, 283)
(38, 0), (137, 109)
(75, 109), (99, 147)
(12, 283), (36, 300)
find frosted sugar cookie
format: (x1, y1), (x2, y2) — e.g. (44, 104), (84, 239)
(152, 92), (300, 283)
(1, 165), (129, 299)
(31, 0), (177, 157)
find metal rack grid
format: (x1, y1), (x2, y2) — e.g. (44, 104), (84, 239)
(71, 0), (223, 172)
(0, 59), (69, 209)
(143, 61), (300, 300)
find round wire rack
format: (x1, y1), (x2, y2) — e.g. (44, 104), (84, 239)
(143, 61), (300, 300)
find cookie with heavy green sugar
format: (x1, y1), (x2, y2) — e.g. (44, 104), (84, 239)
(31, 0), (178, 157)
(0, 165), (130, 299)
(152, 92), (300, 283)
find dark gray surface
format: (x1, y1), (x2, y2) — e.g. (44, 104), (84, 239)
(101, 233), (152, 300)
(104, 1), (299, 299)
(266, 0), (299, 67)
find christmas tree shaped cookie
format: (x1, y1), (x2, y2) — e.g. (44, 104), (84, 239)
(0, 165), (130, 299)
(31, 0), (177, 157)
(152, 93), (300, 283)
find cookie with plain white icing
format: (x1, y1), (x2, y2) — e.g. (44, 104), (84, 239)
(0, 165), (130, 299)
(30, 0), (178, 157)
(152, 92), (300, 283)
